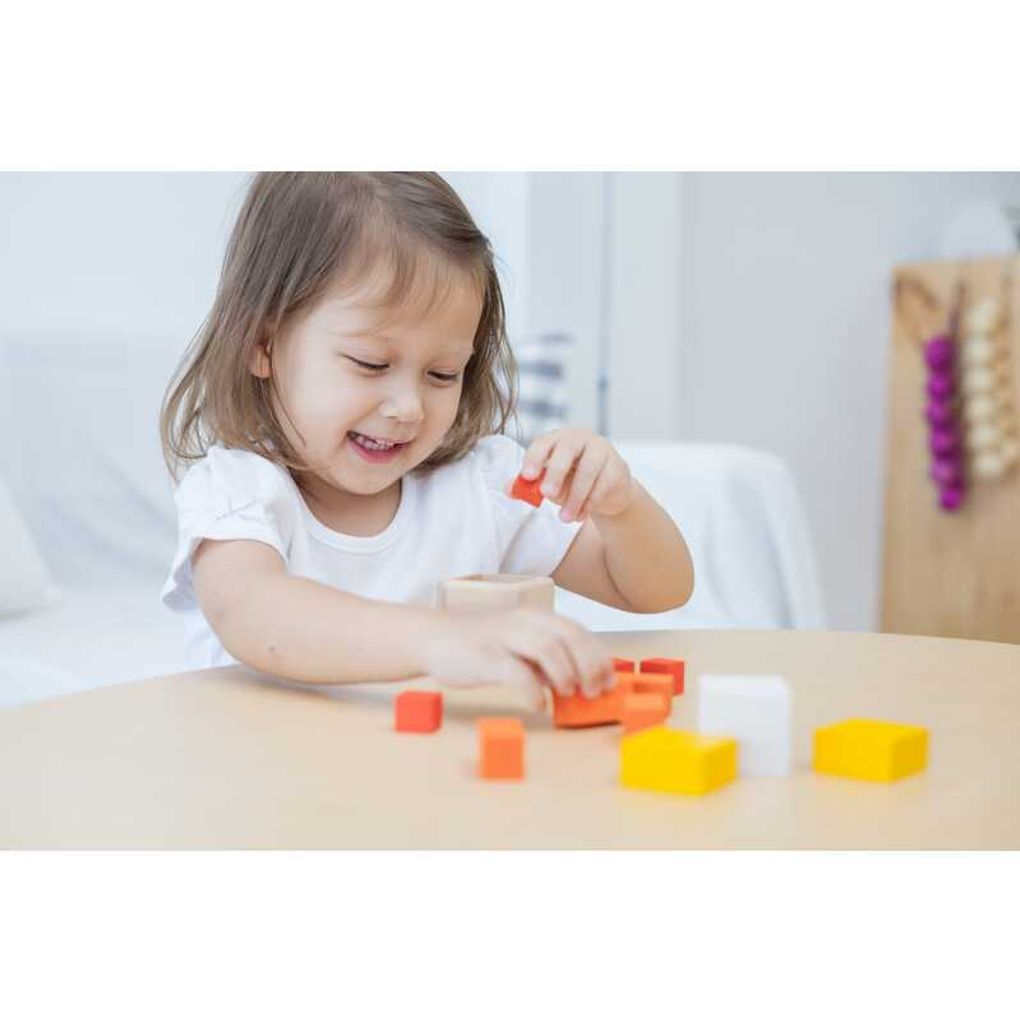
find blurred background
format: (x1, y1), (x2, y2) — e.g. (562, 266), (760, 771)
(3, 172), (1020, 703)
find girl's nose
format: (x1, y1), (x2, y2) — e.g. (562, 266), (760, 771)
(381, 383), (425, 424)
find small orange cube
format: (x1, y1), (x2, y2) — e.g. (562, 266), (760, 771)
(613, 657), (636, 673)
(510, 471), (545, 507)
(478, 717), (525, 780)
(620, 692), (671, 734)
(394, 690), (443, 733)
(641, 657), (686, 696)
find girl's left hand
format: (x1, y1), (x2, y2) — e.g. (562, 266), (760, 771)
(518, 427), (635, 523)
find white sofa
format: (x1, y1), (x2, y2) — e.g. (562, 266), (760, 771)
(0, 333), (825, 708)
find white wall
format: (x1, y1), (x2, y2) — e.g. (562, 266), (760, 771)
(0, 172), (248, 342)
(676, 172), (1020, 631)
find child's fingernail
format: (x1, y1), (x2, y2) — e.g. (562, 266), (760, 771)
(522, 465), (537, 478)
(560, 509), (572, 522)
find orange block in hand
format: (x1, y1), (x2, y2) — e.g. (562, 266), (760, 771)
(552, 684), (625, 728)
(510, 471), (544, 507)
(620, 693), (671, 734)
(640, 657), (686, 695)
(394, 690), (443, 733)
(478, 717), (525, 779)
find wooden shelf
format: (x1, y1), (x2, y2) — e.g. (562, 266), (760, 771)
(882, 256), (1020, 643)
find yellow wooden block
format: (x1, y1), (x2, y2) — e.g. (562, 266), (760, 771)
(620, 727), (737, 795)
(813, 718), (928, 782)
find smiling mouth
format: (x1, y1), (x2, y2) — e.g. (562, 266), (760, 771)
(347, 431), (411, 452)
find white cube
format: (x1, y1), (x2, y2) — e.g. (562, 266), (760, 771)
(696, 674), (791, 777)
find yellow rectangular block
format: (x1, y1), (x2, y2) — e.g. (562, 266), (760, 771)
(813, 718), (928, 782)
(620, 727), (737, 795)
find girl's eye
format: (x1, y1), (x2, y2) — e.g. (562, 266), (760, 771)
(430, 372), (460, 383)
(348, 357), (387, 371)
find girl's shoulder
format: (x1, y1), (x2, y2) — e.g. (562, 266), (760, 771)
(174, 444), (295, 512)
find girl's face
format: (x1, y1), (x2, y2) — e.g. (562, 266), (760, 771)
(252, 273), (482, 505)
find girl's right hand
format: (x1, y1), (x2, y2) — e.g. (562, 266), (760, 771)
(421, 607), (616, 712)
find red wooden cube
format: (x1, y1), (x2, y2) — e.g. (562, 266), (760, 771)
(640, 657), (686, 696)
(510, 471), (545, 507)
(394, 690), (443, 733)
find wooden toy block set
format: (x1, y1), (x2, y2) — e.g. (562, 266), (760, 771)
(394, 656), (929, 792)
(391, 475), (930, 793)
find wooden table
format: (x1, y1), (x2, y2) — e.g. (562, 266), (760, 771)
(2, 629), (1018, 849)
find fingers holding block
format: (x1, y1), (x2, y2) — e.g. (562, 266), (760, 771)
(395, 691), (443, 733)
(510, 472), (545, 507)
(478, 717), (525, 780)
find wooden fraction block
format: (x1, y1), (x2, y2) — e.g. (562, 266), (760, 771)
(477, 717), (525, 780)
(813, 718), (928, 782)
(620, 693), (671, 734)
(510, 471), (545, 507)
(620, 727), (737, 795)
(640, 657), (686, 695)
(437, 573), (554, 612)
(394, 691), (443, 733)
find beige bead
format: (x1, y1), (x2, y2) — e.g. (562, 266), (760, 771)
(962, 336), (997, 367)
(962, 366), (996, 396)
(437, 573), (555, 612)
(966, 422), (1003, 451)
(964, 298), (999, 334)
(973, 451), (1007, 480)
(963, 395), (997, 424)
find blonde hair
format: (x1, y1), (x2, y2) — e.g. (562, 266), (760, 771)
(160, 172), (518, 481)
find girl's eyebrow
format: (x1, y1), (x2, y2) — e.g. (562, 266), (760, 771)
(342, 331), (474, 358)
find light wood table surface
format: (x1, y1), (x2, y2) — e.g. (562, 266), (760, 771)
(2, 629), (1018, 849)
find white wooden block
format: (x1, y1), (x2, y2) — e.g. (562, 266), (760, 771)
(696, 673), (791, 777)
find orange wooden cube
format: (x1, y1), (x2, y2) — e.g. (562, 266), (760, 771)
(510, 471), (545, 507)
(620, 693), (671, 734)
(394, 690), (443, 733)
(478, 717), (525, 779)
(641, 657), (686, 695)
(613, 657), (636, 672)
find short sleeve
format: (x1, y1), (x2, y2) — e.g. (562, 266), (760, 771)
(475, 433), (583, 577)
(160, 446), (295, 612)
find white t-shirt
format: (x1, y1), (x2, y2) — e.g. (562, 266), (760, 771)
(160, 433), (583, 669)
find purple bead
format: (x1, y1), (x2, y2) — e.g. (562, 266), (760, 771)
(924, 336), (955, 370)
(939, 484), (964, 511)
(930, 427), (960, 456)
(927, 374), (954, 400)
(931, 457), (963, 487)
(925, 398), (954, 427)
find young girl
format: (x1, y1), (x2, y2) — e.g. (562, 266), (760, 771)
(160, 172), (694, 711)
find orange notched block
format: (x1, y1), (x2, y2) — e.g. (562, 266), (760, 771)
(394, 690), (443, 733)
(478, 717), (525, 780)
(620, 693), (671, 734)
(552, 683), (626, 728)
(640, 657), (686, 695)
(510, 471), (544, 507)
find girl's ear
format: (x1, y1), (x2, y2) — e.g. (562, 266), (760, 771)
(249, 343), (272, 379)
